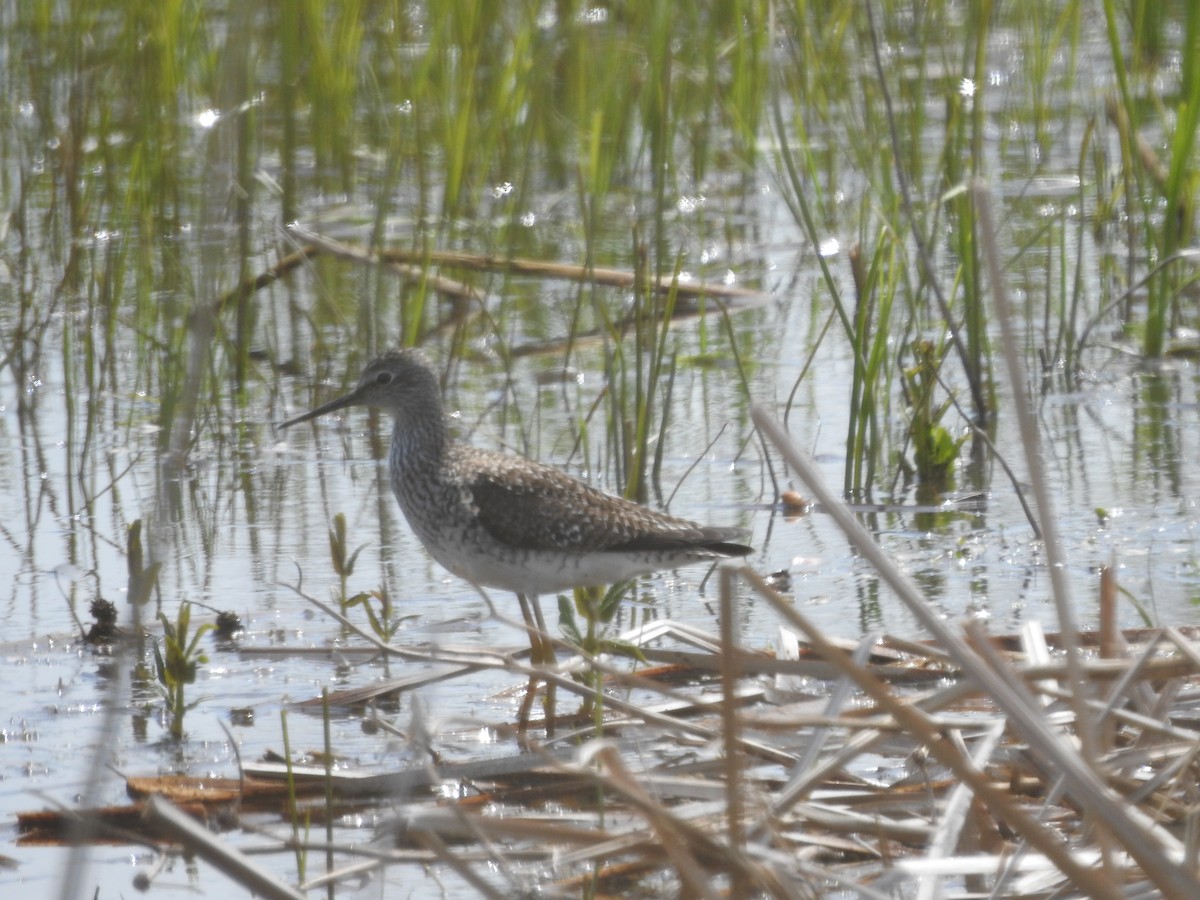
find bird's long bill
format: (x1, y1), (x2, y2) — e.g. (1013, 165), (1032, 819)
(278, 388), (361, 429)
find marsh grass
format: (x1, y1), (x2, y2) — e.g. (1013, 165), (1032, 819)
(279, 709), (309, 883)
(770, 1), (1200, 502)
(152, 601), (212, 741)
(327, 512), (366, 618)
(13, 2), (1184, 506)
(1102, 0), (1200, 359)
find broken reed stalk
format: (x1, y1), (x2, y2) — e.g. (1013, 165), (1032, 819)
(286, 225), (759, 303)
(569, 742), (787, 898)
(736, 565), (1121, 900)
(717, 567), (748, 897)
(144, 796), (306, 900)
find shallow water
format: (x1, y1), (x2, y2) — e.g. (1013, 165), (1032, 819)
(2, 4), (1199, 896)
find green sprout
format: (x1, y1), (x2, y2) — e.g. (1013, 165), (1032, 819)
(152, 602), (212, 740)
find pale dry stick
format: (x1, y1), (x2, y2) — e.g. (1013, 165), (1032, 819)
(962, 618), (1150, 896)
(292, 844), (569, 897)
(891, 850), (1110, 883)
(283, 843), (547, 866)
(751, 403), (1197, 898)
(589, 745), (722, 900)
(144, 796), (306, 900)
(752, 680), (984, 838)
(1120, 739), (1200, 814)
(57, 607), (134, 900)
(1145, 665), (1186, 726)
(298, 857), (388, 894)
(750, 630), (889, 836)
(1185, 775), (1200, 876)
(982, 620), (1200, 854)
(977, 175), (1143, 880)
(1018, 654), (1196, 684)
(878, 633), (957, 666)
(578, 742), (799, 899)
(717, 567), (748, 898)
(387, 805), (633, 848)
(1094, 632), (1171, 724)
(288, 225), (484, 302)
(373, 247), (761, 301)
(973, 180), (1098, 764)
(784, 801), (931, 843)
(542, 788), (820, 900)
(415, 791), (542, 895)
(287, 225), (760, 304)
(998, 686), (1200, 813)
(1162, 627), (1200, 670)
(548, 821), (705, 871)
(411, 831), (509, 900)
(1019, 621), (1055, 707)
(913, 718), (1007, 900)
(283, 580), (510, 670)
(631, 645), (953, 682)
(738, 565), (1126, 900)
(1099, 563), (1122, 659)
(791, 629), (883, 776)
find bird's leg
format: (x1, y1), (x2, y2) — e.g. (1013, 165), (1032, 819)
(515, 592), (543, 733)
(529, 593), (553, 659)
(529, 593), (556, 733)
(515, 592), (556, 734)
(515, 592), (541, 661)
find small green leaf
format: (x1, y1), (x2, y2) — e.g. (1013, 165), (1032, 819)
(557, 595), (582, 644)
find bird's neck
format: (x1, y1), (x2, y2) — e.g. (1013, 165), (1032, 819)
(389, 409), (448, 473)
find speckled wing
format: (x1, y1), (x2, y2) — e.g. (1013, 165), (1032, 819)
(461, 450), (750, 555)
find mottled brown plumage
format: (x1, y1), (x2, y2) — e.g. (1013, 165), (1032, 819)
(281, 349), (752, 599)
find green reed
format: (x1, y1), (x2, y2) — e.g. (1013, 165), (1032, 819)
(299, 0), (366, 194)
(557, 581), (641, 706)
(152, 601), (212, 740)
(956, 0), (993, 422)
(1103, 0), (1200, 360)
(328, 512), (366, 618)
(279, 709), (309, 882)
(10, 0), (1177, 519)
(8, 2), (773, 455)
(773, 6), (878, 497)
(845, 236), (898, 500)
(767, 0), (1161, 499)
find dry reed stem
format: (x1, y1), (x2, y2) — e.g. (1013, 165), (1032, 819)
(749, 402), (1198, 897)
(101, 595), (1200, 898)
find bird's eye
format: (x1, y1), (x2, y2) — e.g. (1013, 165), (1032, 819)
(375, 372), (393, 386)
